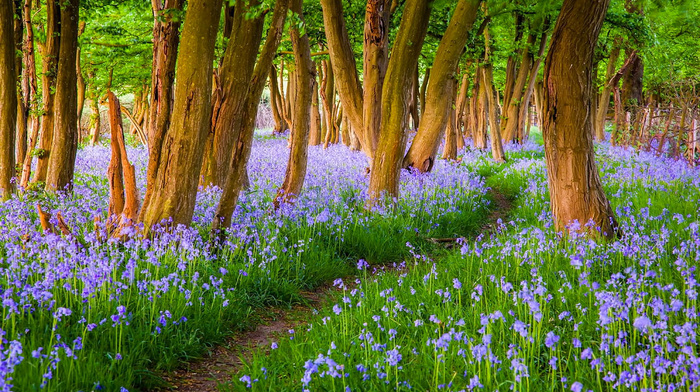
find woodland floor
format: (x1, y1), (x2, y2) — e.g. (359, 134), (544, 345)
(155, 187), (513, 392)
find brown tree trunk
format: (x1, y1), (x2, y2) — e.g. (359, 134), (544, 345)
(140, 0), (184, 222)
(320, 0), (366, 153)
(368, 0), (431, 202)
(19, 0), (38, 189)
(107, 91), (125, 218)
(473, 68), (488, 149)
(269, 64), (287, 133)
(420, 67), (430, 117)
(46, 0), (79, 192)
(33, 0), (60, 184)
(309, 67), (322, 146)
(140, 0), (223, 230)
(402, 0), (480, 171)
(201, 0), (265, 188)
(594, 43), (621, 141)
(482, 22), (506, 162)
(517, 27), (548, 142)
(75, 22), (86, 140)
(1, 0), (17, 200)
(542, 0), (618, 239)
(274, 0), (314, 207)
(13, 0), (27, 167)
(455, 71), (469, 149)
(501, 31), (536, 143)
(441, 78), (458, 160)
(211, 0), (290, 235)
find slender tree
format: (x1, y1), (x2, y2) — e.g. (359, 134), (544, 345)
(274, 0), (314, 207)
(46, 0), (80, 192)
(140, 0), (223, 230)
(0, 0), (17, 200)
(402, 0), (481, 172)
(368, 0), (432, 202)
(542, 0), (618, 238)
(139, 0), (184, 222)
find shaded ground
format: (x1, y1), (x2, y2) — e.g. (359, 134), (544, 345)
(154, 187), (513, 392)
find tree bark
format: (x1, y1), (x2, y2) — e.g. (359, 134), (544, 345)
(402, 0), (480, 171)
(18, 0), (38, 189)
(1, 0), (17, 200)
(76, 22), (86, 139)
(542, 0), (618, 239)
(368, 0), (431, 202)
(482, 23), (506, 162)
(140, 0), (223, 230)
(441, 77), (458, 161)
(320, 0), (365, 152)
(13, 0), (27, 167)
(501, 31), (536, 143)
(33, 0), (60, 184)
(211, 0), (290, 235)
(140, 0), (184, 221)
(201, 0), (265, 188)
(107, 92), (125, 218)
(594, 43), (620, 141)
(516, 26), (548, 142)
(46, 0), (79, 192)
(269, 64), (288, 133)
(309, 67), (322, 146)
(274, 0), (314, 207)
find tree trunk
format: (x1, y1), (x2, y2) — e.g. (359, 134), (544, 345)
(18, 0), (38, 189)
(594, 43), (621, 141)
(542, 0), (618, 239)
(13, 0), (27, 167)
(482, 22), (505, 162)
(501, 32), (536, 143)
(269, 64), (288, 133)
(309, 67), (322, 146)
(140, 0), (184, 222)
(140, 0), (223, 230)
(274, 0), (314, 207)
(201, 0), (265, 188)
(420, 67), (430, 117)
(1, 0), (17, 200)
(517, 27), (548, 142)
(368, 0), (431, 202)
(211, 0), (290, 235)
(33, 0), (60, 184)
(89, 92), (101, 145)
(107, 91), (125, 218)
(441, 78), (458, 161)
(473, 68), (488, 149)
(46, 0), (79, 192)
(455, 71), (469, 149)
(402, 0), (480, 171)
(76, 22), (86, 140)
(320, 0), (365, 153)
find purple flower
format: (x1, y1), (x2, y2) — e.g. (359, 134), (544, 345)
(545, 331), (560, 349)
(633, 316), (653, 333)
(571, 381), (583, 392)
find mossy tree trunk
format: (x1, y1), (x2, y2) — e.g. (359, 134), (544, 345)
(33, 0), (60, 184)
(274, 0), (314, 207)
(140, 0), (223, 230)
(368, 0), (431, 203)
(402, 0), (480, 172)
(201, 0), (265, 188)
(140, 0), (184, 221)
(211, 0), (290, 236)
(46, 0), (79, 192)
(542, 0), (619, 239)
(0, 0), (17, 200)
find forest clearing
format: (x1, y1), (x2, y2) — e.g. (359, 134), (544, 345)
(1, 0), (699, 391)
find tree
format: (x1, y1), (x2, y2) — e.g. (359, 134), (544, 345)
(140, 0), (184, 221)
(211, 0), (291, 235)
(368, 0), (432, 202)
(200, 0), (265, 188)
(0, 0), (17, 200)
(274, 0), (315, 207)
(140, 0), (223, 230)
(402, 0), (481, 172)
(542, 0), (618, 238)
(46, 0), (80, 192)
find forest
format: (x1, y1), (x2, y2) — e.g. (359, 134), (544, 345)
(0, 0), (699, 390)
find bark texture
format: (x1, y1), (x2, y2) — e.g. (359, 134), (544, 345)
(140, 0), (184, 221)
(201, 0), (265, 187)
(402, 0), (480, 172)
(140, 0), (223, 230)
(542, 0), (618, 239)
(33, 0), (60, 183)
(0, 0), (17, 200)
(274, 0), (314, 207)
(46, 0), (79, 192)
(368, 0), (431, 202)
(211, 0), (290, 235)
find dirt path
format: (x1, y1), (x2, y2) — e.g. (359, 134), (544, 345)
(154, 187), (512, 392)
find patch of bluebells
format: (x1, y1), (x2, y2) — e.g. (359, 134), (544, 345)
(235, 140), (700, 391)
(0, 135), (488, 390)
